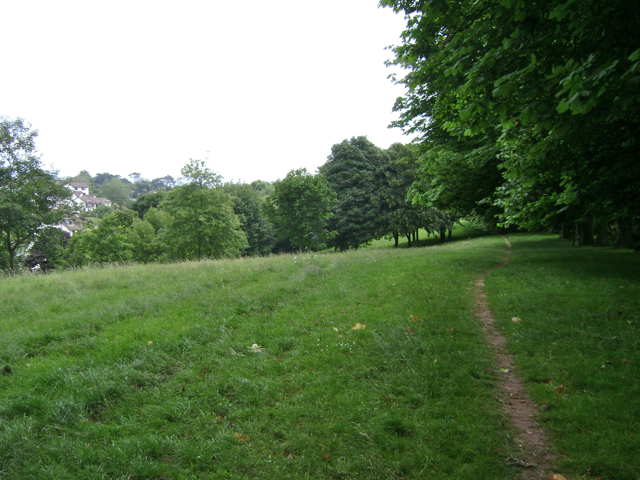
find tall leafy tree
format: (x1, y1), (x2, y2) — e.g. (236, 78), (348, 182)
(383, 0), (640, 240)
(250, 179), (274, 198)
(382, 143), (436, 247)
(160, 184), (247, 260)
(70, 170), (92, 185)
(0, 117), (75, 271)
(180, 158), (222, 189)
(93, 172), (118, 186)
(151, 175), (175, 191)
(263, 168), (337, 252)
(407, 137), (503, 229)
(319, 137), (388, 250)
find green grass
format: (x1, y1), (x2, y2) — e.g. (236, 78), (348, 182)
(0, 237), (513, 479)
(1, 234), (639, 479)
(367, 222), (490, 250)
(485, 234), (640, 480)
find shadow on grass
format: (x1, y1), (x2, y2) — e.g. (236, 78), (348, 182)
(507, 234), (640, 282)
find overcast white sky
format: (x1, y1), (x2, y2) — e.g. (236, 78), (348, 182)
(2, 1), (411, 184)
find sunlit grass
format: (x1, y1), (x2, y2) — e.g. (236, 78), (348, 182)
(367, 222), (489, 250)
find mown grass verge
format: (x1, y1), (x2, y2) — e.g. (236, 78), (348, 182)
(485, 234), (640, 480)
(1, 237), (512, 479)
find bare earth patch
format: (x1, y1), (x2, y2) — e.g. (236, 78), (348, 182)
(475, 236), (559, 480)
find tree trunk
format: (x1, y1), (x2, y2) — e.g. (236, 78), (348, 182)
(614, 222), (631, 249)
(448, 227), (452, 241)
(7, 232), (16, 272)
(9, 249), (16, 272)
(393, 231), (399, 248)
(412, 230), (416, 243)
(595, 220), (610, 246)
(406, 233), (412, 247)
(582, 218), (595, 246)
(416, 229), (419, 242)
(439, 226), (446, 243)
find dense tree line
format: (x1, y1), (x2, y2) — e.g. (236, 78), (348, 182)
(2, 119), (464, 274)
(382, 0), (640, 247)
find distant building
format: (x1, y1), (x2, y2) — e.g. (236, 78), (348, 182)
(56, 217), (84, 235)
(65, 182), (90, 196)
(55, 182), (113, 235)
(63, 182), (112, 212)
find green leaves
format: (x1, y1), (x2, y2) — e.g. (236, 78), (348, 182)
(319, 137), (389, 250)
(0, 117), (76, 271)
(162, 185), (247, 260)
(263, 168), (337, 252)
(383, 0), (640, 231)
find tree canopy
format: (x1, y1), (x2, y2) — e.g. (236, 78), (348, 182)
(263, 168), (337, 252)
(0, 117), (74, 271)
(319, 137), (388, 250)
(383, 0), (640, 243)
(180, 158), (222, 189)
(160, 183), (247, 261)
(222, 182), (275, 256)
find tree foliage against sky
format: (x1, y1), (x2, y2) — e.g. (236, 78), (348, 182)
(159, 184), (247, 261)
(180, 158), (222, 190)
(0, 117), (74, 271)
(382, 0), (640, 241)
(319, 137), (389, 250)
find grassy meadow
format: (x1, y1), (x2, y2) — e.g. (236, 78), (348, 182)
(0, 233), (639, 479)
(485, 235), (640, 479)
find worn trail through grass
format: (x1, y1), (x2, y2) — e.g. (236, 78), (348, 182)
(475, 236), (556, 480)
(1, 234), (639, 479)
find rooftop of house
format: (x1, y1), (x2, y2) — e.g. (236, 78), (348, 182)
(67, 182), (90, 188)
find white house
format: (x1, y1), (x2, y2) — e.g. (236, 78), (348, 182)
(65, 182), (90, 196)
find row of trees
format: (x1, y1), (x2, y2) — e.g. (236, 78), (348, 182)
(2, 113), (462, 272)
(48, 137), (460, 268)
(381, 0), (640, 247)
(43, 161), (274, 268)
(258, 136), (460, 253)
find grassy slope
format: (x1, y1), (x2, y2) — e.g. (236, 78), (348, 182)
(1, 236), (511, 480)
(485, 234), (640, 479)
(1, 233), (639, 479)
